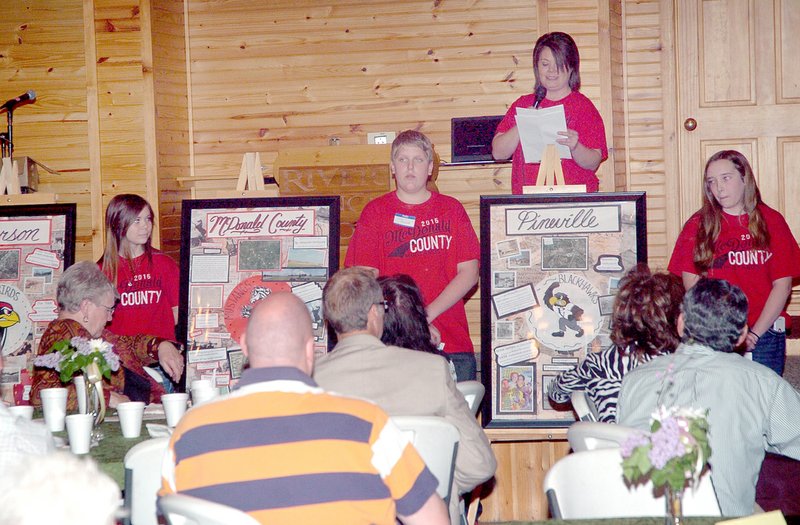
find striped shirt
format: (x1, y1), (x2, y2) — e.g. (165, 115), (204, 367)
(618, 343), (800, 516)
(548, 346), (653, 423)
(161, 367), (438, 525)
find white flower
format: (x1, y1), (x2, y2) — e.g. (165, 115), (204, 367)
(88, 338), (113, 354)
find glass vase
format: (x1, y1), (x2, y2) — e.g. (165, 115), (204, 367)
(82, 362), (106, 443)
(665, 485), (684, 525)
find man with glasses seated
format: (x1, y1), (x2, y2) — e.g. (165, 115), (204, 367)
(314, 267), (496, 525)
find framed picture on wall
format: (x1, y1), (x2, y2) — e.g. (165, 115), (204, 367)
(0, 203), (76, 403)
(178, 196), (340, 393)
(479, 193), (646, 428)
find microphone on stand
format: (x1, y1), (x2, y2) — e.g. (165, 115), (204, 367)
(532, 85), (546, 109)
(1, 90), (36, 112)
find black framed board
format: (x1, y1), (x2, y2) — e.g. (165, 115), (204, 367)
(479, 192), (647, 428)
(178, 196), (340, 392)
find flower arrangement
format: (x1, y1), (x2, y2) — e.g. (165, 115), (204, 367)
(620, 406), (711, 493)
(34, 337), (120, 384)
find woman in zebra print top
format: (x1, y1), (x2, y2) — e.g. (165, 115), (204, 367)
(549, 265), (684, 422)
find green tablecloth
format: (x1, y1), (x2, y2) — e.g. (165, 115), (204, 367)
(54, 418), (163, 487)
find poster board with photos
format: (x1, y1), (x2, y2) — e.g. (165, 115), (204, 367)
(0, 203), (76, 403)
(178, 197), (339, 392)
(479, 192), (646, 428)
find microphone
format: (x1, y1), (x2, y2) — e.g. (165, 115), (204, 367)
(532, 85), (546, 109)
(1, 90), (36, 112)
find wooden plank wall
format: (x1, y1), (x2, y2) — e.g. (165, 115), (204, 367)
(1, 0), (94, 259)
(184, 0), (549, 176)
(0, 0), (682, 520)
(151, 2), (192, 257)
(93, 0), (154, 257)
(621, 0), (671, 268)
(2, 0), (184, 262)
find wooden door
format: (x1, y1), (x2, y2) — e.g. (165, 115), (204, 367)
(674, 0), (800, 312)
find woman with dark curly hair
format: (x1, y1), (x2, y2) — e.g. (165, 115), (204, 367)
(548, 264), (684, 422)
(378, 274), (457, 380)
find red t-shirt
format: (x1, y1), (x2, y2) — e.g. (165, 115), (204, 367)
(104, 251), (180, 341)
(668, 204), (800, 326)
(495, 90), (608, 194)
(345, 191), (480, 354)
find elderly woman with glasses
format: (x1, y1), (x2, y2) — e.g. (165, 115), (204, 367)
(31, 261), (184, 410)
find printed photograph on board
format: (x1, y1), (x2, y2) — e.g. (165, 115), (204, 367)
(479, 193), (646, 428)
(179, 197), (339, 393)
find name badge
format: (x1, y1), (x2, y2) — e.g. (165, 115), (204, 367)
(394, 213), (415, 228)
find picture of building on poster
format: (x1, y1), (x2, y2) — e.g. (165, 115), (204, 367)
(485, 198), (642, 423)
(183, 204), (332, 393)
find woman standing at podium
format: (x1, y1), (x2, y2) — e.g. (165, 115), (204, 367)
(492, 31), (607, 194)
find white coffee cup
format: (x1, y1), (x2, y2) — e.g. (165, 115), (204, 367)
(7, 405), (34, 420)
(117, 401), (146, 438)
(190, 379), (216, 406)
(40, 387), (68, 432)
(161, 393), (189, 428)
(65, 413), (94, 454)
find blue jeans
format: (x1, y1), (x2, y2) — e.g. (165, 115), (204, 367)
(752, 328), (786, 376)
(449, 352), (477, 382)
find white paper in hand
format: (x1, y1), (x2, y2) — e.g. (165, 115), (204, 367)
(515, 105), (572, 163)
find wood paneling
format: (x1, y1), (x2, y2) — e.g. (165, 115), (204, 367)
(151, 1), (192, 257)
(4, 0), (703, 521)
(2, 0), (182, 262)
(2, 0), (92, 259)
(621, 0), (672, 268)
(183, 0), (542, 180)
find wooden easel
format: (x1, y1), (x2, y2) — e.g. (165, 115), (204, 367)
(0, 156), (59, 204)
(0, 157), (21, 195)
(236, 152), (265, 191)
(522, 144), (586, 194)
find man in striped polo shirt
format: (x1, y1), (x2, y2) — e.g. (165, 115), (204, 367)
(618, 278), (800, 516)
(161, 292), (448, 525)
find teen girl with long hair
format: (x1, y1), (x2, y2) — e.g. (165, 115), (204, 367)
(668, 150), (800, 375)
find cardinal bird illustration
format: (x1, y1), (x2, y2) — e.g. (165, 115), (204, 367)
(0, 301), (21, 352)
(543, 283), (584, 338)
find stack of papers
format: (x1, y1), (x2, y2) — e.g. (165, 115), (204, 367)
(515, 105), (572, 163)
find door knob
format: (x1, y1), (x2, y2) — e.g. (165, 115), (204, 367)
(684, 118), (697, 131)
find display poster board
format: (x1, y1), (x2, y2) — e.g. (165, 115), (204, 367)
(178, 197), (340, 392)
(479, 193), (646, 428)
(0, 203), (76, 402)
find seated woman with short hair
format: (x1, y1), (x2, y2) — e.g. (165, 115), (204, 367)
(31, 261), (184, 409)
(548, 265), (684, 422)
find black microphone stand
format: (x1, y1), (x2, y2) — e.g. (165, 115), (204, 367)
(4, 108), (14, 158)
(0, 132), (8, 158)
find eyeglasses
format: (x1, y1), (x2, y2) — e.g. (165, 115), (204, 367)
(375, 300), (389, 312)
(95, 302), (116, 314)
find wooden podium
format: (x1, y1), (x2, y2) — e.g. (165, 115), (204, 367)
(273, 145), (393, 262)
(273, 144), (442, 262)
(0, 156), (57, 204)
